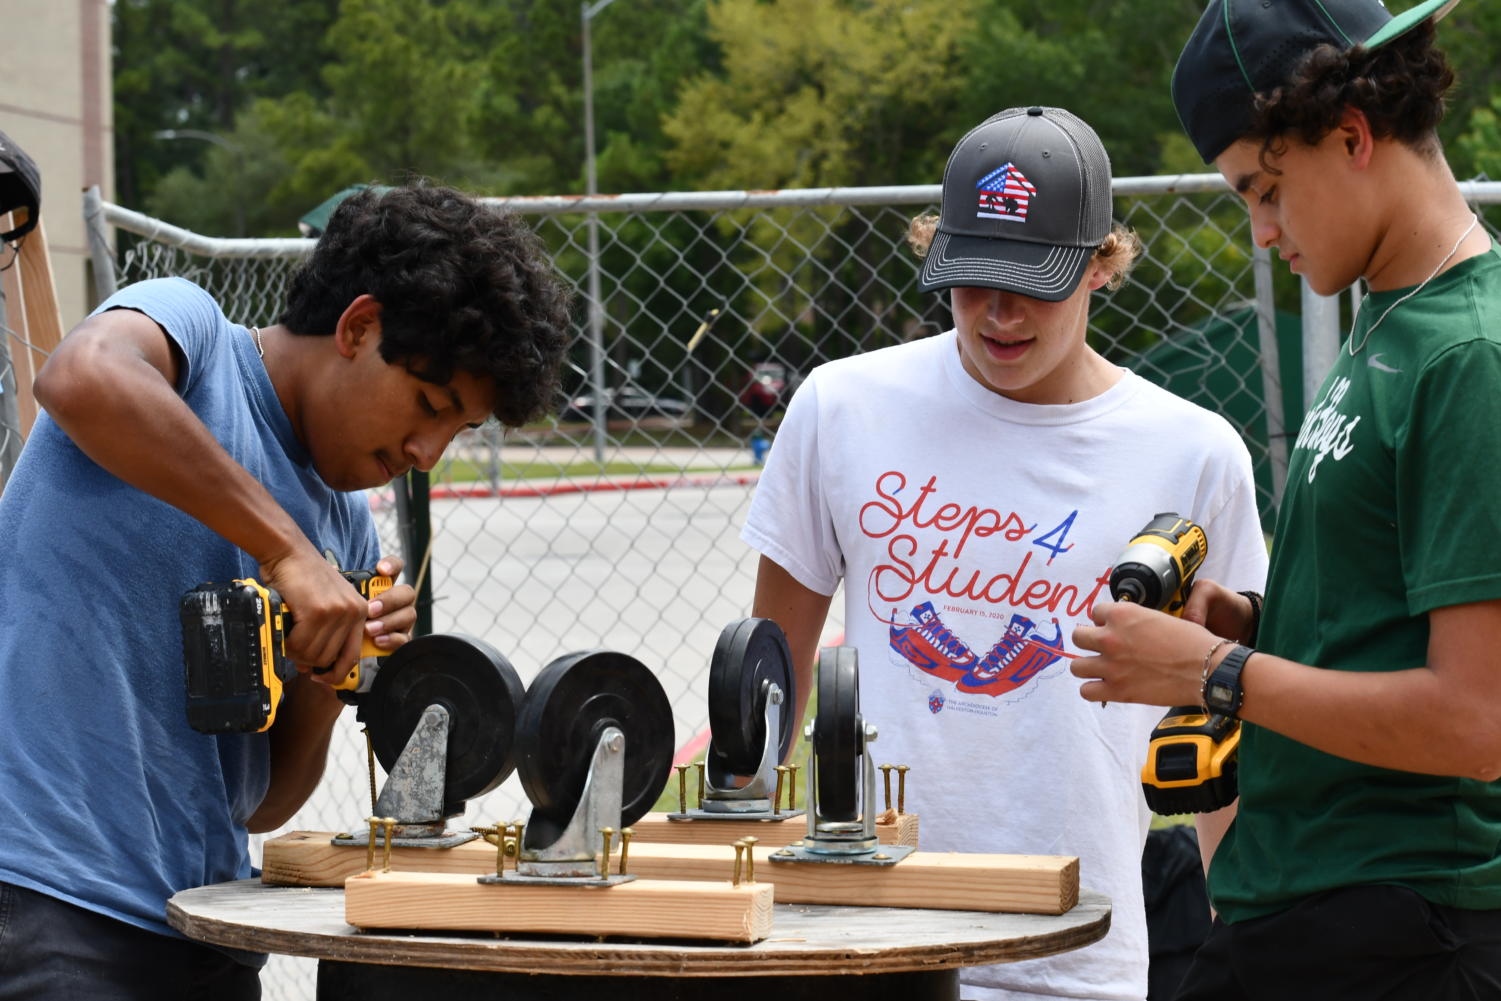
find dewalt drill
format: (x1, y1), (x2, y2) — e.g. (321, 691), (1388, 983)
(180, 569), (393, 734)
(1111, 513), (1241, 815)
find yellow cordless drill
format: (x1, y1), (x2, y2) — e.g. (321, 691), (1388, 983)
(1110, 513), (1241, 815)
(180, 569), (393, 734)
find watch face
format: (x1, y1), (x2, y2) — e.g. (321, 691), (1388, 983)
(1208, 681), (1235, 708)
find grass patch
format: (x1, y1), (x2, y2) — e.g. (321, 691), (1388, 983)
(651, 690), (817, 815)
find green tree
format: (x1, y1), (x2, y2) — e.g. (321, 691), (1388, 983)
(113, 0), (339, 210)
(664, 0), (974, 190)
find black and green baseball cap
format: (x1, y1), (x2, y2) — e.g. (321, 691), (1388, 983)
(1172, 0), (1461, 164)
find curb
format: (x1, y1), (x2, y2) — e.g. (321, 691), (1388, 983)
(428, 471), (761, 501)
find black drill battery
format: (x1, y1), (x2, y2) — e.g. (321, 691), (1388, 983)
(180, 579), (293, 734)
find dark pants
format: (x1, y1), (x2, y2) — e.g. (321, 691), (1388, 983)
(1176, 885), (1501, 1001)
(0, 881), (260, 1001)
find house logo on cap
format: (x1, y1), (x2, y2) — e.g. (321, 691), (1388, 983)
(976, 163), (1037, 223)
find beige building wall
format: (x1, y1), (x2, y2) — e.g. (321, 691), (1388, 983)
(0, 0), (113, 330)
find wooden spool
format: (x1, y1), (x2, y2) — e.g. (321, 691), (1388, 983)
(169, 879), (1111, 1001)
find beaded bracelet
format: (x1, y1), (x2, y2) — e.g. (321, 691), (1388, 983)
(1237, 590), (1264, 646)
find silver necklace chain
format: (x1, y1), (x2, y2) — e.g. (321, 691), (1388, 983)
(249, 325), (264, 358)
(1347, 214), (1480, 356)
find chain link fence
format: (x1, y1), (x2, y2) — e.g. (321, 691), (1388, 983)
(0, 177), (1476, 999)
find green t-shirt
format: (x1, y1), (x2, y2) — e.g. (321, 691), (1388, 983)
(1209, 245), (1501, 923)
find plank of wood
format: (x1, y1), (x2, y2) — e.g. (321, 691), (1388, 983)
(262, 831), (492, 887)
(263, 832), (1076, 915)
(343, 870), (774, 943)
(0, 215), (65, 439)
(630, 841), (1078, 915)
(627, 809), (919, 848)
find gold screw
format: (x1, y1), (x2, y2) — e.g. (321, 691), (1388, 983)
(364, 816), (379, 872)
(879, 764), (894, 811)
(741, 836), (758, 883)
(773, 765), (787, 815)
(695, 760), (705, 806)
(510, 819), (525, 861)
(896, 765), (910, 814)
(674, 763), (690, 813)
(599, 826), (616, 878)
(619, 827), (633, 875)
(873, 852), (891, 861)
(733, 840), (745, 886)
(787, 762), (799, 811)
(773, 848), (795, 857)
(472, 824), (505, 876)
(380, 817), (397, 872)
(362, 725), (377, 817)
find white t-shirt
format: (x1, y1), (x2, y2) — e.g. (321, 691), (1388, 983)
(741, 330), (1269, 1001)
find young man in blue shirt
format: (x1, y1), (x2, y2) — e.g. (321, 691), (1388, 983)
(0, 184), (571, 1000)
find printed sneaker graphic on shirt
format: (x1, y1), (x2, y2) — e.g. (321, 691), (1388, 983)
(890, 603), (1066, 697)
(888, 602), (978, 682)
(957, 615), (1065, 696)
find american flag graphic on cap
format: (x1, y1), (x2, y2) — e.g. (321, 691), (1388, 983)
(975, 163), (1036, 223)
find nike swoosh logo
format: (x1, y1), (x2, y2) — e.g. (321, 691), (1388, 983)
(1367, 353), (1401, 373)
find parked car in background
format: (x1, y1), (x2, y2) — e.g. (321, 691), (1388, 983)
(739, 361), (788, 417)
(561, 384), (691, 424)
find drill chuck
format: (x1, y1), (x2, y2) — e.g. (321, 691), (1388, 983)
(1109, 514), (1206, 616)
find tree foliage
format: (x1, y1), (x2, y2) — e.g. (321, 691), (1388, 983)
(116, 0), (1501, 236)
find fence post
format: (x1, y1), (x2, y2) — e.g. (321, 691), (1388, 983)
(404, 470), (433, 639)
(1252, 245), (1287, 511)
(1300, 277), (1341, 411)
(0, 277), (20, 491)
(82, 185), (117, 307)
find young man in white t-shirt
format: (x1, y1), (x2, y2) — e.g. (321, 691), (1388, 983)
(740, 106), (1269, 1001)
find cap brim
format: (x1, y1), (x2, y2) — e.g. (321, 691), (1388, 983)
(917, 230), (1093, 302)
(1365, 0), (1459, 49)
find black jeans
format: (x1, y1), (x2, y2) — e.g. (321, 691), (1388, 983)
(1176, 884), (1501, 1001)
(0, 881), (260, 1001)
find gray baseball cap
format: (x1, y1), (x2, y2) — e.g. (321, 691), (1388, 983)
(918, 106), (1113, 302)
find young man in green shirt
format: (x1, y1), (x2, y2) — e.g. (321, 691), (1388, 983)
(1071, 0), (1501, 997)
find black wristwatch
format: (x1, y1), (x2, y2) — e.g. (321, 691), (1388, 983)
(1203, 644), (1253, 717)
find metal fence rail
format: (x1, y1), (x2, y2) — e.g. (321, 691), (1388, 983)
(15, 176), (1492, 999)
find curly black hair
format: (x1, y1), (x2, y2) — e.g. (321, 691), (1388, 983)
(280, 183), (574, 427)
(1248, 19), (1454, 168)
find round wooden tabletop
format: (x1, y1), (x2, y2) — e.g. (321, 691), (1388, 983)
(168, 879), (1111, 979)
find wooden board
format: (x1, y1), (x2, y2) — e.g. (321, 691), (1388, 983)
(170, 878), (1112, 978)
(0, 214), (65, 439)
(262, 832), (1076, 915)
(629, 809), (919, 848)
(344, 870), (773, 943)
